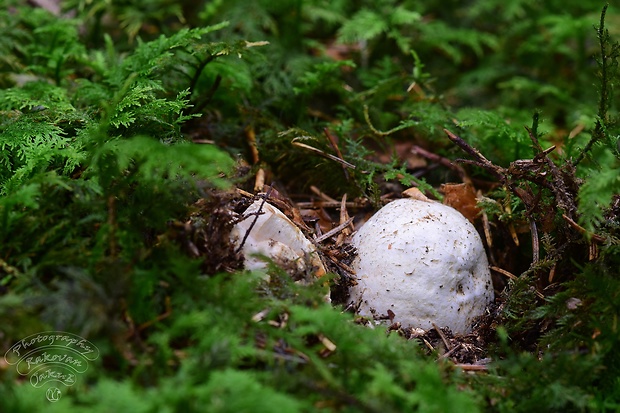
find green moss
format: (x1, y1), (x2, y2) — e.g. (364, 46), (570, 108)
(1, 1), (620, 411)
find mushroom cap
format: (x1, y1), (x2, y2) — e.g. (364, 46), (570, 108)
(350, 198), (493, 334)
(231, 200), (326, 276)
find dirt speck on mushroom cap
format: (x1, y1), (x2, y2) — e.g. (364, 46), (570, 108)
(350, 198), (494, 334)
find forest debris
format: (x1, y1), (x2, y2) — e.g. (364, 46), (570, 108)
(402, 187), (431, 201)
(568, 123), (586, 139)
(412, 145), (471, 185)
(530, 220), (540, 264)
(314, 217), (354, 243)
(548, 263), (557, 283)
(268, 312), (289, 328)
(246, 125), (260, 164)
(336, 194), (353, 246)
(296, 200), (368, 209)
(254, 168), (266, 192)
(319, 334), (337, 353)
(261, 185), (312, 232)
(490, 266), (518, 281)
(375, 142), (428, 170)
(236, 187), (254, 198)
(311, 185), (339, 203)
(490, 266), (544, 299)
(445, 126), (579, 222)
(481, 199), (493, 248)
(562, 214), (607, 244)
(439, 343), (463, 360)
(443, 129), (503, 180)
(433, 323), (452, 351)
(291, 138), (356, 170)
(440, 183), (481, 223)
(299, 206), (333, 234)
(166, 193), (245, 274)
(252, 308), (270, 323)
(503, 198), (520, 246)
(324, 128), (351, 180)
(454, 363), (489, 372)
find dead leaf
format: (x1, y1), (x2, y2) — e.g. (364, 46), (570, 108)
(440, 183), (481, 223)
(402, 187), (431, 202)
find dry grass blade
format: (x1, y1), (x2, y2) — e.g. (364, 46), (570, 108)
(315, 217), (354, 243)
(292, 140), (357, 169)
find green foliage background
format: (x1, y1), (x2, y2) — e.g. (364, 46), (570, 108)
(1, 0), (619, 411)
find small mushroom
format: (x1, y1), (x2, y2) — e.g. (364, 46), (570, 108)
(350, 198), (493, 334)
(231, 200), (326, 277)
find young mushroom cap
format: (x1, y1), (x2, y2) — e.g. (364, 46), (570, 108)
(231, 200), (326, 277)
(350, 198), (494, 334)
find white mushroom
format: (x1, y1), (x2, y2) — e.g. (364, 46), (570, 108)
(350, 198), (493, 334)
(231, 200), (326, 277)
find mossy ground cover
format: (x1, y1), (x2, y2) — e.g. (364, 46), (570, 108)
(1, 1), (619, 411)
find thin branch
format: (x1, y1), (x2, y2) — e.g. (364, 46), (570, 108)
(292, 140), (357, 169)
(324, 128), (350, 180)
(453, 363), (488, 372)
(525, 120), (577, 218)
(443, 129), (504, 180)
(432, 323), (452, 351)
(191, 74), (222, 114)
(411, 145), (471, 185)
(315, 217), (354, 243)
(235, 186), (274, 254)
(530, 220), (539, 265)
(189, 54), (217, 97)
(438, 343), (462, 360)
